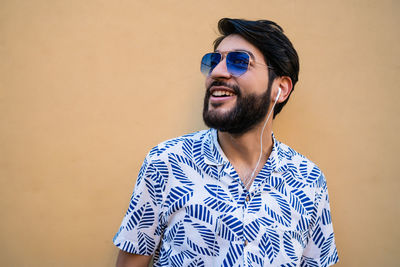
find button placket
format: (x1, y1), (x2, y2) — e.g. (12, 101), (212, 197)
(242, 190), (251, 267)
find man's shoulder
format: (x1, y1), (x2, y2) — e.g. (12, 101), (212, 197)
(146, 129), (211, 159)
(276, 139), (325, 184)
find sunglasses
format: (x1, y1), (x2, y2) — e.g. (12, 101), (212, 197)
(200, 51), (271, 77)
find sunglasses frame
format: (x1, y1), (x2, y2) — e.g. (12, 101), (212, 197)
(201, 50), (273, 77)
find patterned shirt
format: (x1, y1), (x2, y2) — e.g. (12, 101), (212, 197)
(113, 129), (339, 266)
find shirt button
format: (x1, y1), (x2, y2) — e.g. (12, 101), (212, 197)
(244, 240), (248, 246)
(245, 195), (250, 202)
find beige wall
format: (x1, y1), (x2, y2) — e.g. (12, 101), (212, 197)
(1, 0), (399, 266)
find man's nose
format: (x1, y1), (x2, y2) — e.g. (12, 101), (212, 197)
(209, 58), (232, 79)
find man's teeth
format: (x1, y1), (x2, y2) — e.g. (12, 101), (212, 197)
(212, 90), (234, 97)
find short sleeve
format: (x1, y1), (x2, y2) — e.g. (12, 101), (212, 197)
(113, 154), (164, 255)
(301, 174), (339, 266)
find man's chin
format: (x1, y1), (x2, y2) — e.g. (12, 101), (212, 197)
(203, 111), (234, 130)
(204, 109), (233, 122)
(207, 104), (236, 116)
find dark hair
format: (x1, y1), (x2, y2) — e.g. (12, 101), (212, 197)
(214, 18), (299, 118)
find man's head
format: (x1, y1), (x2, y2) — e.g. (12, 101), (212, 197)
(202, 18), (299, 134)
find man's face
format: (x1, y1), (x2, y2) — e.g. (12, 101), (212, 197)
(202, 34), (272, 134)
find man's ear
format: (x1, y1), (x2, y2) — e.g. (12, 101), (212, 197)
(273, 76), (293, 103)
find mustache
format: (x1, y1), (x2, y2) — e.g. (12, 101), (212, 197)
(206, 81), (241, 96)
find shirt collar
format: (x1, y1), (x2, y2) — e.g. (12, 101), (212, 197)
(202, 129), (228, 166)
(202, 128), (284, 173)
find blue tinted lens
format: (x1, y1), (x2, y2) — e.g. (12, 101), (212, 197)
(201, 53), (221, 76)
(226, 52), (250, 76)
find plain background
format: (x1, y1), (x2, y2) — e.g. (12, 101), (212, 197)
(1, 0), (399, 266)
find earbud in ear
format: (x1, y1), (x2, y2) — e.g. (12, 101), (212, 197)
(275, 87), (282, 102)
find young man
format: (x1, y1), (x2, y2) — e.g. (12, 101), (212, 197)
(114, 18), (338, 267)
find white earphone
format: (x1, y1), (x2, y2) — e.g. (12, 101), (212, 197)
(213, 86), (284, 260)
(276, 87), (282, 102)
(245, 86), (282, 189)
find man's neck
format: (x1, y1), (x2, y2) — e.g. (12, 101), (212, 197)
(217, 120), (274, 182)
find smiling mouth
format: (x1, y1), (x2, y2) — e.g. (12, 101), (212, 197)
(212, 90), (235, 97)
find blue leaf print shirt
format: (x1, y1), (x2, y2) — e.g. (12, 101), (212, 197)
(113, 129), (339, 266)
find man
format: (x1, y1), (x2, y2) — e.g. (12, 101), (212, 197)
(113, 18), (338, 267)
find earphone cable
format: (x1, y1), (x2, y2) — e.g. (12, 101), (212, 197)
(245, 89), (281, 189)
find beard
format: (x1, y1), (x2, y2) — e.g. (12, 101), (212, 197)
(202, 81), (272, 134)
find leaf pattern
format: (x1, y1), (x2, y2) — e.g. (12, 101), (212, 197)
(284, 231), (298, 262)
(247, 252), (264, 266)
(244, 219), (260, 242)
(148, 159), (169, 191)
(290, 188), (314, 215)
(300, 256), (319, 267)
(265, 191), (292, 227)
(137, 231), (155, 254)
(185, 204), (213, 225)
(222, 243), (243, 267)
(247, 193), (263, 213)
(165, 186), (193, 217)
(216, 214), (243, 241)
(126, 202), (154, 231)
(126, 191), (142, 214)
(164, 220), (185, 247)
(113, 129), (338, 266)
(187, 257), (205, 267)
(259, 228), (280, 264)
